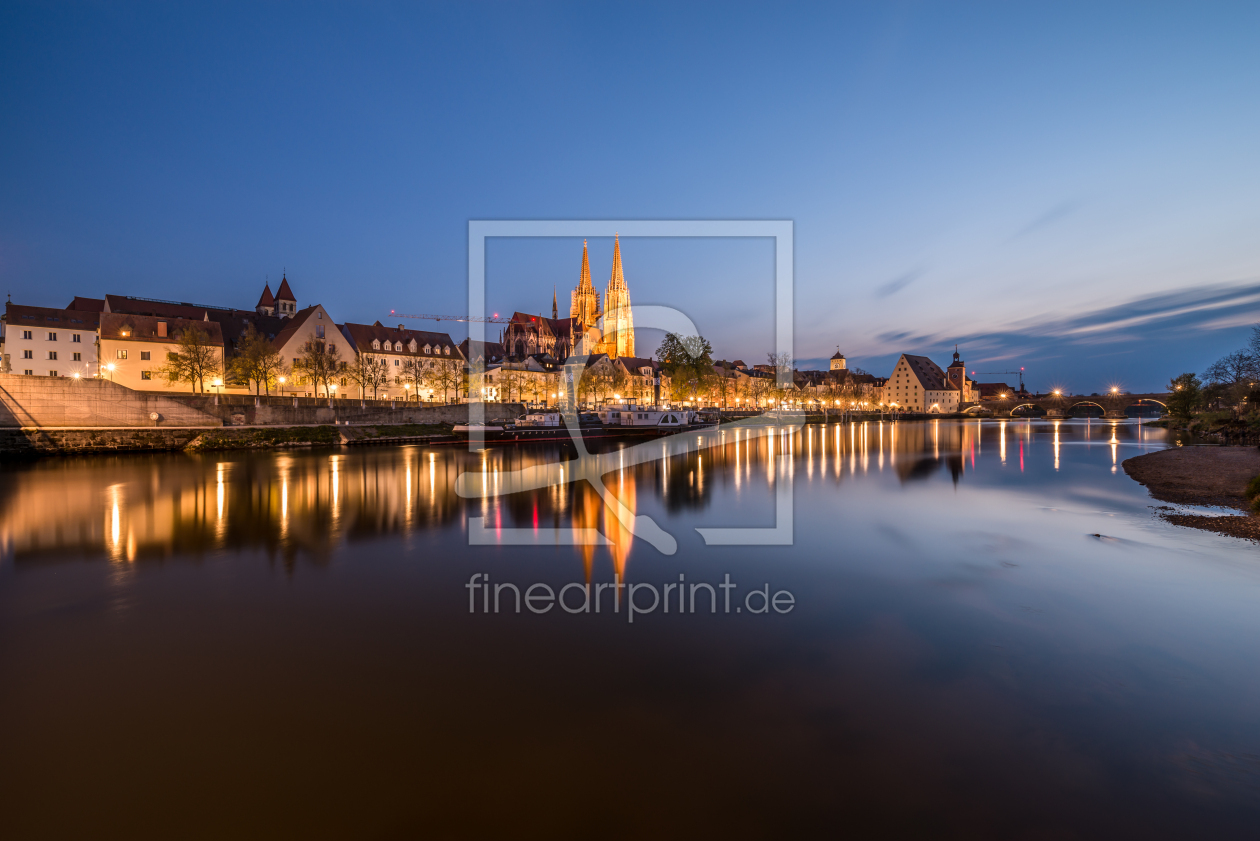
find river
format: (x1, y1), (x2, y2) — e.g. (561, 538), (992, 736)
(2, 418), (1257, 837)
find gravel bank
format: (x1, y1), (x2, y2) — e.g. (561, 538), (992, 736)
(1123, 447), (1260, 542)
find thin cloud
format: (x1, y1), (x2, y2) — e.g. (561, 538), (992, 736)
(874, 268), (923, 298)
(1007, 201), (1080, 242)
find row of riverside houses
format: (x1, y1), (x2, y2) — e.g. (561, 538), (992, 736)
(0, 279), (469, 401)
(788, 349), (1019, 412)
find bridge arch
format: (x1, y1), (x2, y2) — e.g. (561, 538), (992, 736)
(1067, 400), (1107, 412)
(1127, 398), (1167, 409)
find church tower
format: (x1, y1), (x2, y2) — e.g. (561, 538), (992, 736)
(600, 234), (635, 359)
(947, 346), (970, 401)
(570, 240), (601, 328)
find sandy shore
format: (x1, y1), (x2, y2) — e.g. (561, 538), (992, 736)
(1123, 447), (1260, 542)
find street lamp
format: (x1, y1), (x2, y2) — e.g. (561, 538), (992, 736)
(105, 362), (115, 382)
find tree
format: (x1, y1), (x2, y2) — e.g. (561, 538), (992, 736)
(656, 333), (713, 373)
(609, 365), (628, 401)
(348, 352), (389, 399)
(1166, 373), (1201, 418)
(656, 333), (714, 405)
(1204, 350), (1256, 388)
(295, 337), (343, 398)
(401, 357), (428, 401)
(160, 324), (221, 393)
(498, 367), (524, 403)
(431, 358), (462, 403)
(227, 324), (285, 395)
(524, 372), (546, 406)
(767, 351), (793, 388)
(746, 372), (773, 407)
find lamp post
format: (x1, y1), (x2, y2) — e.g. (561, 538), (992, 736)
(105, 362), (115, 382)
(278, 375), (286, 397)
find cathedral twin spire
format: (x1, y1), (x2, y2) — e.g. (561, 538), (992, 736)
(566, 236), (634, 359)
(602, 235), (635, 358)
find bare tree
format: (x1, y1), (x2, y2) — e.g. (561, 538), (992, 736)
(227, 324), (285, 394)
(401, 357), (428, 401)
(348, 352), (389, 400)
(296, 338), (343, 398)
(161, 324), (221, 393)
(431, 358), (462, 403)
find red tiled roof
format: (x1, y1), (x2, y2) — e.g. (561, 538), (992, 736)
(6, 302), (101, 329)
(270, 307), (320, 350)
(341, 321), (464, 360)
(66, 296), (106, 312)
(257, 284), (275, 308)
(104, 294), (216, 320)
(275, 277), (295, 302)
(99, 312), (224, 345)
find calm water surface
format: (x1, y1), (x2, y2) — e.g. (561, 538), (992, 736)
(2, 419), (1258, 838)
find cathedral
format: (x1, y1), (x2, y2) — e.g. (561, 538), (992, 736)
(502, 236), (636, 362)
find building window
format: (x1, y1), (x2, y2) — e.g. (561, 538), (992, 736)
(141, 371), (152, 380)
(394, 359), (400, 366)
(444, 346), (450, 355)
(23, 350), (32, 359)
(22, 330), (32, 340)
(317, 311), (322, 319)
(316, 324), (325, 338)
(24, 369), (33, 376)
(340, 378), (347, 387)
(72, 334), (81, 343)
(47, 332), (57, 341)
(73, 352), (81, 361)
(49, 370), (58, 377)
(141, 351), (150, 361)
(117, 350), (128, 360)
(48, 351), (57, 360)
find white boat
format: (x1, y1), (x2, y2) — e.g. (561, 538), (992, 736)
(595, 398), (697, 429)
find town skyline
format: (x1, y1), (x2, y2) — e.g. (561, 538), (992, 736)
(4, 3), (1259, 392)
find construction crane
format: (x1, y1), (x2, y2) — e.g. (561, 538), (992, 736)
(971, 367), (1026, 391)
(388, 309), (512, 324)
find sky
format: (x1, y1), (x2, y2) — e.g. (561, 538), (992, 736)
(2, 0), (1259, 392)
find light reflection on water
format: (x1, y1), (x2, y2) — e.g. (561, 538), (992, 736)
(0, 418), (1184, 567)
(3, 419), (1260, 837)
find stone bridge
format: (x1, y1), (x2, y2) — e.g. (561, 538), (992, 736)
(959, 392), (1169, 419)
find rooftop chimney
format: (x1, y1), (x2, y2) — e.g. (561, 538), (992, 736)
(157, 321), (167, 338)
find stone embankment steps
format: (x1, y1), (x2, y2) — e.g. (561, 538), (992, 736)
(0, 375), (523, 456)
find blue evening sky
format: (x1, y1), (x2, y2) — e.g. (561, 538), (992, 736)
(3, 1), (1259, 392)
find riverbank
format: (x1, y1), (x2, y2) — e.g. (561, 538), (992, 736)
(0, 423), (459, 456)
(1123, 446), (1260, 541)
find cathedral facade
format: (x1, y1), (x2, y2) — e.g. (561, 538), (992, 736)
(503, 236), (636, 362)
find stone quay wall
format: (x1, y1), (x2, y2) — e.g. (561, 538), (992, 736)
(0, 427), (205, 456)
(0, 374), (221, 428)
(167, 394), (523, 427)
